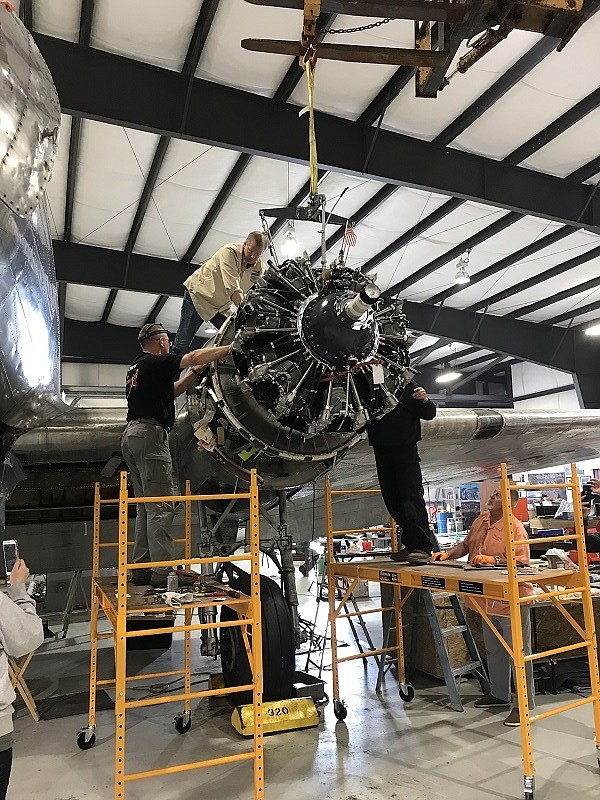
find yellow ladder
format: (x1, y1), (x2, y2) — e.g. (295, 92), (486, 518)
(499, 462), (600, 800)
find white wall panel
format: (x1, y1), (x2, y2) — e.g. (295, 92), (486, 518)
(513, 390), (580, 410)
(34, 0), (80, 42)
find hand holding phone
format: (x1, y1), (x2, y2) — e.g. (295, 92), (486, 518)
(2, 539), (18, 576)
(9, 559), (29, 586)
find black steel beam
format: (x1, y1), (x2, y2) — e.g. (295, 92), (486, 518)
(466, 245), (600, 312)
(434, 37), (558, 148)
(449, 356), (506, 392)
(34, 34), (600, 233)
(145, 295), (169, 325)
(360, 198), (462, 276)
(545, 299), (600, 326)
(101, 289), (118, 324)
(410, 338), (451, 366)
(384, 212), (521, 296)
(182, 152), (252, 262)
(124, 135), (170, 255)
(62, 318), (206, 364)
(62, 0), (95, 244)
(420, 345), (481, 370)
(505, 87), (600, 167)
(507, 276), (600, 319)
(400, 301), (600, 406)
(569, 157), (600, 184)
(425, 225), (575, 305)
(513, 383), (575, 402)
(357, 67), (415, 128)
(53, 240), (190, 296)
(124, 0), (220, 258)
(308, 183), (397, 265)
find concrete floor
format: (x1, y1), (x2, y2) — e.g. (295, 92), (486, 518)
(10, 574), (600, 800)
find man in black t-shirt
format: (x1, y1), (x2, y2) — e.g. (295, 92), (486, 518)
(367, 382), (437, 564)
(122, 322), (230, 588)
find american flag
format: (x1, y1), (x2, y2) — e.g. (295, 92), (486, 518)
(343, 226), (357, 247)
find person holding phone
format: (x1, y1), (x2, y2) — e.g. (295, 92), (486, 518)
(0, 556), (44, 798)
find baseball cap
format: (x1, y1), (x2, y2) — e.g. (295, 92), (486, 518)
(138, 322), (169, 343)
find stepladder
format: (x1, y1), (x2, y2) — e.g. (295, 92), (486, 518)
(378, 586), (490, 710)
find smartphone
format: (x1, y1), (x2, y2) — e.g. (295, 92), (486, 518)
(2, 539), (19, 576)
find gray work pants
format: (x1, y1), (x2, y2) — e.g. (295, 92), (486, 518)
(482, 606), (536, 708)
(121, 420), (175, 576)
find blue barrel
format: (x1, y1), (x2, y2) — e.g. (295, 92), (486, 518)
(437, 512), (452, 534)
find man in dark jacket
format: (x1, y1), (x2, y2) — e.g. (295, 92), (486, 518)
(367, 382), (437, 563)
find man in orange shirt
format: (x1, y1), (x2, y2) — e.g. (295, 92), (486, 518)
(432, 488), (535, 726)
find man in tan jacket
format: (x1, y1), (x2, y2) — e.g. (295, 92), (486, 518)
(173, 231), (268, 354)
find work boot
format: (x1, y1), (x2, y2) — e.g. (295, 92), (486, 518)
(130, 568), (152, 585)
(406, 549), (432, 565)
(390, 547), (410, 562)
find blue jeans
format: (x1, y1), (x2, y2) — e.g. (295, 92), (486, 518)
(172, 290), (225, 354)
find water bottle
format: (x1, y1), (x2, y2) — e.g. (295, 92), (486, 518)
(167, 569), (179, 592)
(340, 538), (348, 555)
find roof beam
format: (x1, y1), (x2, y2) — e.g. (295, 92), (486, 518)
(182, 152), (252, 262)
(123, 0), (220, 257)
(383, 212), (521, 296)
(507, 276), (600, 319)
(545, 299), (600, 326)
(360, 198), (462, 275)
(357, 67), (415, 128)
(448, 356), (507, 391)
(434, 37), (559, 148)
(308, 183), (397, 265)
(63, 0), (95, 244)
(420, 345), (481, 370)
(62, 318), (207, 365)
(34, 34), (600, 234)
(401, 299), (589, 378)
(504, 87), (600, 167)
(466, 244), (600, 312)
(425, 225), (575, 305)
(569, 157), (600, 184)
(54, 241), (190, 296)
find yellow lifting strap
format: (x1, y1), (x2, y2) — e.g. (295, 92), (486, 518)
(300, 56), (319, 197)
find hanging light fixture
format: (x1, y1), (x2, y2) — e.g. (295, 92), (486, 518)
(281, 221), (301, 259)
(435, 370), (462, 384)
(453, 247), (471, 285)
(584, 323), (600, 337)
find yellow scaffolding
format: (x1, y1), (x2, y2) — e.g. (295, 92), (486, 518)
(325, 463), (600, 800)
(77, 470), (264, 800)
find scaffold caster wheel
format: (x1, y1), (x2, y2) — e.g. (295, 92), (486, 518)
(333, 699), (347, 721)
(76, 727), (96, 750)
(524, 776), (535, 800)
(399, 684), (415, 702)
(174, 711), (192, 734)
